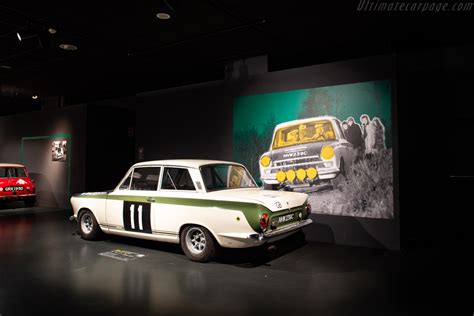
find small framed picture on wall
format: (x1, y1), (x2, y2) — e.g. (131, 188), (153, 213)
(52, 140), (68, 162)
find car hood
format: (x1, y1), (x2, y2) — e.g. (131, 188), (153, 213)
(206, 188), (308, 212)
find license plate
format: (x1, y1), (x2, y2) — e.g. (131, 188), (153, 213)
(278, 213), (295, 224)
(4, 186), (24, 191)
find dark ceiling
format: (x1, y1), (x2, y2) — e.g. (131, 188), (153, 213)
(1, 0), (473, 114)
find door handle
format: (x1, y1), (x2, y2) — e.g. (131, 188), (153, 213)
(146, 197), (156, 203)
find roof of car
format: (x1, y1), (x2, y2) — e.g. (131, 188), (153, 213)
(132, 159), (243, 169)
(273, 116), (339, 129)
(0, 163), (25, 168)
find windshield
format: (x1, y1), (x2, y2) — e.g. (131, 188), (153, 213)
(272, 120), (336, 149)
(0, 167), (27, 178)
(200, 164), (257, 191)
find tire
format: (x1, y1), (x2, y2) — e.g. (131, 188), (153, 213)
(24, 197), (36, 207)
(180, 225), (217, 263)
(331, 159), (346, 190)
(78, 210), (102, 240)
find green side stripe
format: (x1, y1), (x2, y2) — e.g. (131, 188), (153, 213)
(74, 194), (271, 232)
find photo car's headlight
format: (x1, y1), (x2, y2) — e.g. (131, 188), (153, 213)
(306, 167), (318, 179)
(296, 169), (306, 181)
(260, 155), (271, 167)
(321, 145), (335, 160)
(276, 171), (286, 182)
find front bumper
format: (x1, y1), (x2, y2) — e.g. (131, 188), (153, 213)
(248, 218), (313, 243)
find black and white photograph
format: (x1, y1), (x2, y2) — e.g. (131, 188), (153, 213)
(51, 140), (67, 162)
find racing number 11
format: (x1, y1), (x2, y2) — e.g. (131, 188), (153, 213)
(123, 201), (152, 233)
(130, 204), (143, 230)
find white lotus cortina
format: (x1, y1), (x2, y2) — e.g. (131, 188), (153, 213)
(70, 160), (312, 262)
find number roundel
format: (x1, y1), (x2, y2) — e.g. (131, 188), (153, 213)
(123, 201), (152, 233)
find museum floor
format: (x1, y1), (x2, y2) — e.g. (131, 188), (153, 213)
(0, 206), (408, 316)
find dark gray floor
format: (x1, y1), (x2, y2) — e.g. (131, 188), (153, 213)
(0, 207), (400, 316)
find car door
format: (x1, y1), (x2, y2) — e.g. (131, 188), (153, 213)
(154, 167), (200, 236)
(105, 166), (161, 235)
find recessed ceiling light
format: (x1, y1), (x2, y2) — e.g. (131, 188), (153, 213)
(32, 95), (38, 100)
(59, 44), (78, 51)
(156, 12), (171, 20)
(16, 32), (22, 41)
(48, 28), (57, 34)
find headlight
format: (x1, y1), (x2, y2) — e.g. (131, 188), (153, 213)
(306, 167), (318, 179)
(276, 171), (286, 183)
(321, 145), (335, 160)
(286, 170), (296, 182)
(296, 169), (306, 181)
(260, 155), (271, 167)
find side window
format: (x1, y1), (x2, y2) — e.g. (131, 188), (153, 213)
(162, 168), (196, 191)
(130, 167), (161, 191)
(119, 171), (133, 190)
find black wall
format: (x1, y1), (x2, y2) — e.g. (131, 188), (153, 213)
(85, 106), (136, 192)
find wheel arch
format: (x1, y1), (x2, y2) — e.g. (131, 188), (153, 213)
(178, 223), (222, 246)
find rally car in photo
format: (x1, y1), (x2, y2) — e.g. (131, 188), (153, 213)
(0, 163), (36, 207)
(70, 160), (312, 262)
(259, 116), (354, 190)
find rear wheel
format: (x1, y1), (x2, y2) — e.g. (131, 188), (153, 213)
(180, 226), (217, 263)
(78, 210), (102, 240)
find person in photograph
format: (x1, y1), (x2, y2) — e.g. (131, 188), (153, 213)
(372, 117), (386, 151)
(346, 117), (364, 154)
(360, 114), (376, 155)
(342, 121), (349, 138)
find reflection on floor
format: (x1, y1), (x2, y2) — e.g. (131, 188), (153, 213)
(0, 210), (400, 316)
(0, 201), (64, 217)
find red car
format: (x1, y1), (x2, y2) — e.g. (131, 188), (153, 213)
(0, 163), (36, 207)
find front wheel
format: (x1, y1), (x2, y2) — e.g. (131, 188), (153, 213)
(78, 210), (102, 240)
(331, 159), (346, 190)
(180, 226), (217, 263)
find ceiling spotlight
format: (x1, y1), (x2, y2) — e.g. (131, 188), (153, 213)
(156, 12), (171, 20)
(16, 32), (22, 41)
(32, 95), (38, 100)
(48, 27), (57, 34)
(59, 44), (78, 51)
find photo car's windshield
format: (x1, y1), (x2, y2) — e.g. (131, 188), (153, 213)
(0, 167), (27, 178)
(272, 120), (336, 149)
(200, 164), (257, 191)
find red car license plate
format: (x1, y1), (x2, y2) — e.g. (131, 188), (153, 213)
(4, 186), (24, 192)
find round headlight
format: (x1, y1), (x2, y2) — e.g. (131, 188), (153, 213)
(286, 170), (296, 182)
(306, 167), (318, 179)
(296, 169), (306, 181)
(321, 145), (335, 160)
(276, 171), (286, 183)
(260, 155), (271, 167)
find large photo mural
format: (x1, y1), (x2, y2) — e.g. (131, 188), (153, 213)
(233, 80), (393, 219)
